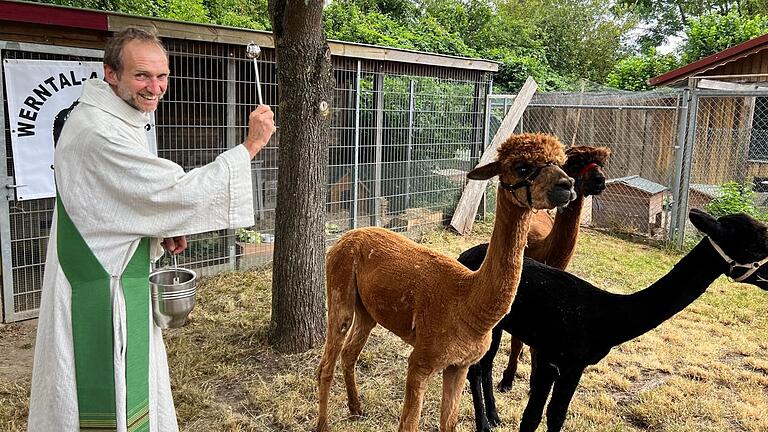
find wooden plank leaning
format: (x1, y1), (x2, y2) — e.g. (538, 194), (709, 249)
(450, 77), (538, 235)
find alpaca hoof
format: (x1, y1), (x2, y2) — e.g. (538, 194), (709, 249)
(488, 412), (502, 427)
(497, 380), (513, 393)
(315, 420), (329, 432)
(348, 402), (364, 418)
(476, 420), (493, 432)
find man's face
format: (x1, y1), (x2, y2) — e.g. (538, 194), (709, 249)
(104, 40), (169, 113)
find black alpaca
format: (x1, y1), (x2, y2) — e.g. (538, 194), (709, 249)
(459, 209), (768, 432)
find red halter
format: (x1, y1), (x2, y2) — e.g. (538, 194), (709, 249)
(578, 162), (599, 178)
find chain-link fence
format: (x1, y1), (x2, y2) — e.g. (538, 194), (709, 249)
(487, 90), (683, 237)
(672, 76), (768, 247)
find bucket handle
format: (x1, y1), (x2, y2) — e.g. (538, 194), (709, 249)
(153, 248), (181, 284)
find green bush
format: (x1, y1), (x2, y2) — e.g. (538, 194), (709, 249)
(606, 49), (679, 91)
(705, 181), (768, 221)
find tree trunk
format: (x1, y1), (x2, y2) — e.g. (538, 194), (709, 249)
(268, 0), (333, 353)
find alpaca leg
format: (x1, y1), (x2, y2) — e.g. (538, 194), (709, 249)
(467, 364), (490, 432)
(316, 272), (357, 432)
(340, 303), (376, 417)
(498, 337), (524, 392)
(545, 368), (584, 432)
(518, 355), (557, 432)
(481, 327), (504, 427)
(440, 364), (470, 432)
(398, 355), (434, 432)
(469, 326), (504, 432)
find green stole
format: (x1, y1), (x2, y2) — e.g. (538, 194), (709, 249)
(56, 195), (151, 432)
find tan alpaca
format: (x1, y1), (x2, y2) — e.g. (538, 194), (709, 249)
(316, 134), (575, 432)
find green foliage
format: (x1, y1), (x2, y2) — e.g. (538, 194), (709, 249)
(324, 0), (636, 90)
(204, 0), (270, 30)
(606, 49), (679, 90)
(682, 11), (768, 63)
(164, 0), (209, 23)
(30, 0), (270, 30)
(324, 1), (474, 56)
(235, 228), (261, 244)
(705, 181), (768, 221)
(488, 49), (567, 92)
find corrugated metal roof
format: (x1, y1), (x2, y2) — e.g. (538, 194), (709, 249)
(605, 175), (668, 194)
(649, 32), (768, 87)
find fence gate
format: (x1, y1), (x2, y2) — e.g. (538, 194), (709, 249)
(671, 76), (768, 247)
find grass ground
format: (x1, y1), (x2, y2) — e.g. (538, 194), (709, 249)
(2, 221), (768, 431)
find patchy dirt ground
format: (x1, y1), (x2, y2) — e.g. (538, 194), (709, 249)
(0, 320), (36, 384)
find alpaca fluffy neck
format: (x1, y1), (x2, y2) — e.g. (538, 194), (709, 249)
(468, 186), (532, 333)
(603, 239), (728, 346)
(538, 194), (584, 269)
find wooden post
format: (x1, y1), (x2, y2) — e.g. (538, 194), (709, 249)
(450, 77), (538, 235)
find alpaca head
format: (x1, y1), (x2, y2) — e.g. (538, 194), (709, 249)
(467, 133), (575, 209)
(690, 208), (768, 290)
(563, 145), (610, 197)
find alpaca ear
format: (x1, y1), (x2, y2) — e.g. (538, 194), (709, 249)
(689, 208), (719, 236)
(467, 161), (501, 180)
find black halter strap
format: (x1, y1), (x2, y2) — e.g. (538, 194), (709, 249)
(499, 163), (554, 207)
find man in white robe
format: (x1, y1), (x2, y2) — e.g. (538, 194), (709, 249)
(27, 28), (275, 432)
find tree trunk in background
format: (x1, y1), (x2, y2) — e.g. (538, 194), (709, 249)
(268, 0), (333, 353)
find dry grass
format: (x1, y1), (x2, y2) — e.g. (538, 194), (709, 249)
(2, 220), (768, 431)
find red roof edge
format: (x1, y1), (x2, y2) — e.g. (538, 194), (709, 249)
(0, 0), (108, 31)
(649, 32), (768, 87)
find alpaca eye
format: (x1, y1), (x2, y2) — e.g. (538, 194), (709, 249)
(517, 165), (532, 175)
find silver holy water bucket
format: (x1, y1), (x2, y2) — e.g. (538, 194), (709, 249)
(149, 253), (197, 329)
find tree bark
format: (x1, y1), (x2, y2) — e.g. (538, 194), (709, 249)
(268, 0), (333, 353)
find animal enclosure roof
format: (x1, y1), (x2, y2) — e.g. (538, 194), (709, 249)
(689, 183), (723, 199)
(0, 0), (500, 72)
(605, 175), (668, 195)
(649, 32), (768, 87)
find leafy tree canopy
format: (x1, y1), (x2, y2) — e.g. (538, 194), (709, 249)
(681, 11), (768, 63)
(31, 0), (637, 90)
(606, 49), (680, 91)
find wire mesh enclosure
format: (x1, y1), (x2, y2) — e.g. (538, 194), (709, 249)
(6, 13), (767, 323)
(327, 60), (489, 240)
(0, 37), (492, 322)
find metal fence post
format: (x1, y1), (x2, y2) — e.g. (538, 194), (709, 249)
(675, 79), (700, 248)
(373, 72), (384, 227)
(0, 43), (10, 323)
(480, 82), (493, 217)
(352, 60), (361, 229)
(406, 79), (415, 210)
(227, 56), (238, 270)
(668, 89), (688, 243)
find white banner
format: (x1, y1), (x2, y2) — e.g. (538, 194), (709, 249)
(3, 60), (102, 200)
(3, 59), (158, 201)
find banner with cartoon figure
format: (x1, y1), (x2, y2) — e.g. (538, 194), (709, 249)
(3, 59), (103, 200)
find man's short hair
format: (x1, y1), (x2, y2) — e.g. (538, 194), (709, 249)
(104, 27), (167, 75)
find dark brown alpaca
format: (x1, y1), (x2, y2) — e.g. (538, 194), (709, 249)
(316, 134), (575, 432)
(499, 145), (611, 391)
